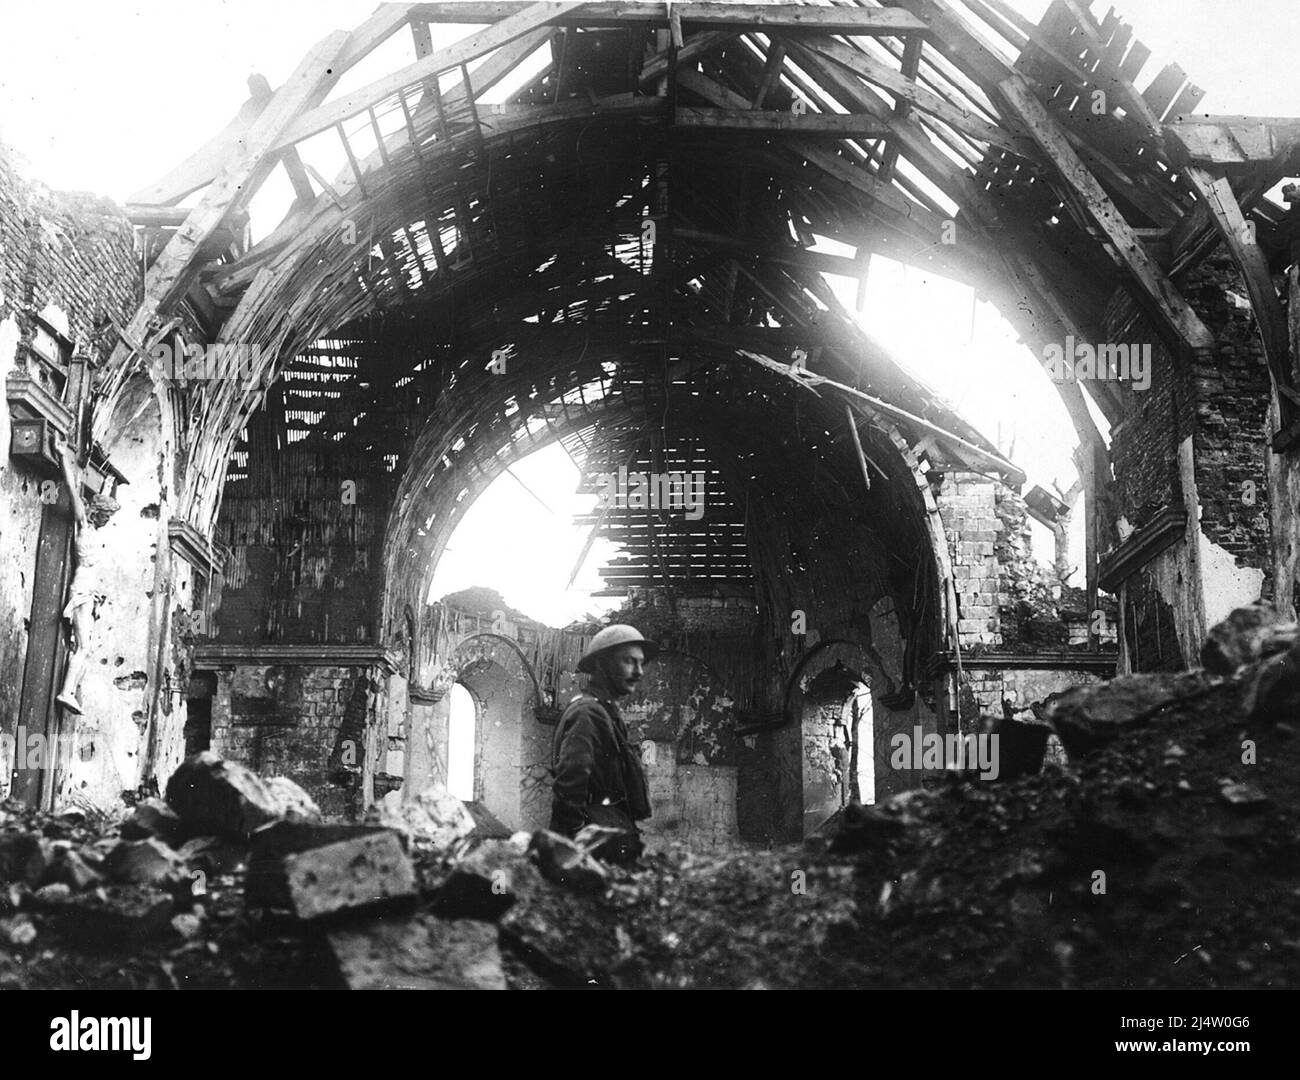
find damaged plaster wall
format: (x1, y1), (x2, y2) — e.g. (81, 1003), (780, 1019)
(0, 149), (169, 808)
(60, 380), (185, 808)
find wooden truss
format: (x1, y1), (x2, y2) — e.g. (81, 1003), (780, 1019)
(111, 0), (1300, 597)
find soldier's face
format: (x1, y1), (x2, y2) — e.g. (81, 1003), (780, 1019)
(600, 645), (646, 696)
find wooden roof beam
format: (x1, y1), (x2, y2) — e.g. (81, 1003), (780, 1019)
(640, 30), (734, 87)
(128, 4), (419, 206)
(1167, 117), (1300, 166)
(270, 2), (584, 155)
(999, 76), (1214, 355)
(810, 35), (1033, 156)
(675, 107), (892, 137)
(94, 29), (353, 445)
(411, 3), (930, 35)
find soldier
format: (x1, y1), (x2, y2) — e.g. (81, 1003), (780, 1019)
(550, 624), (657, 862)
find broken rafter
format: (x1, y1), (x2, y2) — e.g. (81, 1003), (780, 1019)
(94, 29), (352, 445)
(998, 76), (1214, 356)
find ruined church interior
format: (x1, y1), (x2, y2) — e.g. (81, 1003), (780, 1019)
(1, 0), (1299, 1004)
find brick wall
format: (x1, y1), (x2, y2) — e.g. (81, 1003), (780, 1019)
(209, 663), (381, 819)
(1186, 254), (1274, 581)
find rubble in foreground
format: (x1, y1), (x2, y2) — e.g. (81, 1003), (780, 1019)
(2, 607), (1299, 990)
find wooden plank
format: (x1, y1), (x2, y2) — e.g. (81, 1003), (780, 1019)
(1167, 83), (1206, 120)
(675, 107), (891, 136)
(752, 41), (788, 109)
(272, 2), (585, 154)
(212, 26), (555, 294)
(674, 67), (938, 229)
(95, 30), (351, 444)
(128, 4), (416, 205)
(845, 404), (873, 492)
(1184, 166), (1293, 411)
(249, 75), (316, 206)
(999, 75), (1214, 353)
(1055, 0), (1164, 136)
(675, 226), (865, 275)
(411, 3), (930, 34)
(640, 30), (733, 86)
(881, 35), (923, 181)
(1166, 117), (1300, 164)
(1142, 62), (1187, 120)
(127, 93), (267, 206)
(810, 35), (1031, 154)
(1118, 38), (1150, 81)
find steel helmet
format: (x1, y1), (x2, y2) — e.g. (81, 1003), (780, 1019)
(577, 624), (660, 674)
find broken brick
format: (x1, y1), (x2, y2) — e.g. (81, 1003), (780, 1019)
(432, 841), (543, 920)
(165, 751), (285, 838)
(0, 832), (49, 887)
(105, 838), (185, 887)
(120, 798), (185, 846)
(328, 913), (506, 990)
(34, 885), (175, 946)
(246, 830), (416, 919)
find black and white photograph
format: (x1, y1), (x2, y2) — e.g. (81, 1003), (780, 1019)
(0, 0), (1293, 1037)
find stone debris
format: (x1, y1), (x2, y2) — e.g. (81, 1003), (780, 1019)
(165, 752), (290, 838)
(43, 844), (104, 891)
(1043, 672), (1214, 758)
(498, 878), (624, 987)
(1219, 781), (1269, 809)
(821, 802), (908, 854)
(328, 913), (506, 990)
(264, 777), (323, 824)
(246, 829), (416, 920)
(529, 830), (608, 894)
(177, 835), (249, 876)
(105, 838), (186, 888)
(431, 839), (542, 920)
(2, 636), (1299, 993)
(33, 884), (175, 946)
(0, 832), (48, 888)
(120, 798), (186, 846)
(1201, 603), (1298, 674)
(463, 800), (513, 840)
(1244, 637), (1300, 722)
(365, 784), (477, 850)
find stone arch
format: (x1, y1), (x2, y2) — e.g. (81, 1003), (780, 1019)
(440, 631), (549, 831)
(786, 633), (939, 830)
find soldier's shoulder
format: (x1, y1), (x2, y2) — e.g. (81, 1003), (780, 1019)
(560, 695), (611, 722)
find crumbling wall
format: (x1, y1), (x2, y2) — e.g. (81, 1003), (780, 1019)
(1104, 248), (1283, 670)
(214, 439), (392, 645)
(209, 663), (382, 819)
(1186, 255), (1273, 589)
(936, 472), (1002, 648)
(621, 649), (742, 850)
(0, 145), (177, 809)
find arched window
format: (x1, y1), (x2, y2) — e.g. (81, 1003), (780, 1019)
(447, 682), (476, 801)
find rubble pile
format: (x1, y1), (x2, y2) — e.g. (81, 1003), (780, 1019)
(3, 607), (1300, 989)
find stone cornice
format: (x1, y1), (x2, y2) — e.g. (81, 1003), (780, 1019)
(194, 644), (401, 675)
(1098, 507), (1188, 593)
